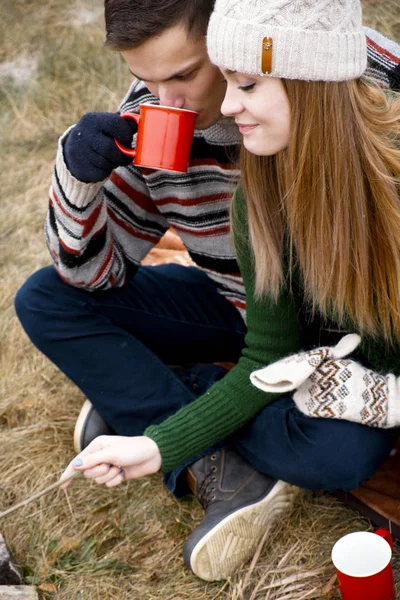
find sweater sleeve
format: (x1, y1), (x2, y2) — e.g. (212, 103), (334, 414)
(45, 80), (170, 290)
(145, 188), (302, 472)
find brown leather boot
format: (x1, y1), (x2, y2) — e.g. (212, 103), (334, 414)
(183, 447), (301, 581)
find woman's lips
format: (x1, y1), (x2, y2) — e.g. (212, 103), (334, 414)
(236, 123), (259, 135)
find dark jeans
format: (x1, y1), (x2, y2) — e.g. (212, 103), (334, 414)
(15, 265), (399, 495)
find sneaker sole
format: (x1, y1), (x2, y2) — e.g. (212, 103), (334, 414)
(73, 399), (94, 454)
(189, 480), (302, 581)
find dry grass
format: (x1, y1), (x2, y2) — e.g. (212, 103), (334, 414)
(0, 0), (399, 598)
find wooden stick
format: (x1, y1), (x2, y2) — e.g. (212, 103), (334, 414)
(0, 471), (80, 519)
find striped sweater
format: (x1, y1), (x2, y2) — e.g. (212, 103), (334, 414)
(47, 81), (245, 314)
(46, 29), (399, 322)
(364, 27), (400, 90)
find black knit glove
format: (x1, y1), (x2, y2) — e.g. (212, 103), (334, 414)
(63, 112), (137, 183)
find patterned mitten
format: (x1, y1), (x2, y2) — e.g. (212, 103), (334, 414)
(293, 357), (400, 428)
(251, 334), (400, 428)
(250, 334), (361, 393)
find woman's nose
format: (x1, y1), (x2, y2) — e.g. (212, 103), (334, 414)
(220, 88), (243, 117)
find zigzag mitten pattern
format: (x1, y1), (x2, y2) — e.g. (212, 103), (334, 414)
(295, 358), (390, 427)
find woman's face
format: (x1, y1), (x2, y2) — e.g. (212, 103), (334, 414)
(220, 70), (291, 156)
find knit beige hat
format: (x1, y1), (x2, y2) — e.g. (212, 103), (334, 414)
(207, 0), (367, 81)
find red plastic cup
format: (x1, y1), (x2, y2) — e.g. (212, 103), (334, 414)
(331, 529), (396, 600)
(114, 103), (198, 173)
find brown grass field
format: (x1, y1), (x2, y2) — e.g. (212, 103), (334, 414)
(0, 1), (399, 598)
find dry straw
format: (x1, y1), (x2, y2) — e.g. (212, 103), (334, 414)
(0, 472), (80, 520)
(0, 0), (399, 599)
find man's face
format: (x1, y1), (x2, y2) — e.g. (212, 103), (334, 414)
(121, 23), (227, 129)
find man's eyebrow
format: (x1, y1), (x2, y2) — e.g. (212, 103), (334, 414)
(128, 62), (200, 84)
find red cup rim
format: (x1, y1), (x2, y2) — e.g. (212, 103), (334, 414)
(140, 102), (198, 115)
(132, 163), (188, 172)
(332, 532), (392, 577)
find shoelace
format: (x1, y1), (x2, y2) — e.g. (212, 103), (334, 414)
(196, 469), (218, 508)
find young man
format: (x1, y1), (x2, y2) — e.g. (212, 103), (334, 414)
(15, 0), (400, 581)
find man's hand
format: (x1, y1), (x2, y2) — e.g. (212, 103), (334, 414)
(63, 112), (137, 183)
(59, 435), (162, 489)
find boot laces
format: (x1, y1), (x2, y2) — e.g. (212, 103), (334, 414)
(196, 469), (218, 508)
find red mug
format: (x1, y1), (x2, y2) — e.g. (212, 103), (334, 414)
(331, 529), (396, 600)
(115, 104), (198, 172)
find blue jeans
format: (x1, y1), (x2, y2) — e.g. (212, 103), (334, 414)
(15, 265), (399, 494)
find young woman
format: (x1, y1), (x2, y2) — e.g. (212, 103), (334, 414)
(60, 0), (400, 582)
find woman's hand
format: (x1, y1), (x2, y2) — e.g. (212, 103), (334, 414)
(59, 435), (162, 489)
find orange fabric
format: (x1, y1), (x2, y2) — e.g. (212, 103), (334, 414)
(141, 228), (194, 267)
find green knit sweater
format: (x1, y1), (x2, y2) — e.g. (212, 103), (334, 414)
(145, 187), (400, 472)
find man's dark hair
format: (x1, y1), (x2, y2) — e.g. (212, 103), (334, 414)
(104, 0), (215, 50)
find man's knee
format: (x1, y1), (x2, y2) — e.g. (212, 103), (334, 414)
(288, 422), (398, 492)
(235, 405), (399, 492)
(284, 405), (399, 491)
(14, 266), (64, 342)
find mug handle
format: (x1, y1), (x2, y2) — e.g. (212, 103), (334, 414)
(375, 528), (393, 549)
(114, 112), (140, 157)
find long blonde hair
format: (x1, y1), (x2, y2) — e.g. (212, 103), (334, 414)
(240, 78), (400, 341)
